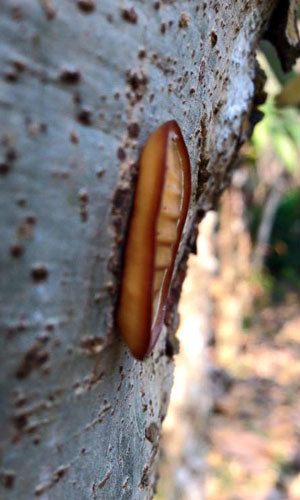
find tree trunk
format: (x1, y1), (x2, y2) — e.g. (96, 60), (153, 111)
(160, 211), (218, 500)
(0, 1), (280, 498)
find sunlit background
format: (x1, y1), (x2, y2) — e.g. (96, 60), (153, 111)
(155, 38), (300, 500)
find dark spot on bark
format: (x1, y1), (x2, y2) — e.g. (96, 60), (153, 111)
(53, 465), (69, 482)
(122, 477), (129, 489)
(77, 108), (92, 126)
(178, 12), (189, 28)
(0, 163), (11, 174)
(96, 168), (105, 178)
(7, 321), (28, 337)
(0, 470), (16, 489)
(189, 87), (195, 94)
(78, 188), (89, 221)
(189, 210), (205, 256)
(73, 92), (81, 105)
(11, 6), (22, 21)
(35, 481), (51, 496)
(31, 264), (49, 282)
(77, 0), (95, 13)
(98, 471), (112, 489)
(14, 393), (27, 408)
(139, 465), (150, 488)
(16, 342), (50, 379)
(210, 30), (218, 47)
(105, 281), (114, 293)
(113, 186), (131, 213)
(59, 68), (81, 84)
(45, 320), (55, 331)
(127, 122), (140, 138)
(38, 332), (50, 344)
(213, 100), (222, 115)
(34, 465), (69, 496)
(26, 214), (36, 225)
(78, 188), (89, 203)
(79, 336), (104, 355)
(13, 413), (28, 430)
(26, 121), (45, 137)
(4, 146), (17, 163)
(138, 49), (147, 59)
(4, 71), (19, 82)
(40, 0), (56, 20)
(145, 422), (159, 443)
(117, 147), (126, 161)
(165, 337), (175, 358)
(160, 23), (166, 34)
(10, 242), (23, 258)
(121, 7), (138, 24)
(69, 130), (79, 144)
(126, 70), (148, 91)
(153, 1), (160, 9)
(198, 58), (206, 82)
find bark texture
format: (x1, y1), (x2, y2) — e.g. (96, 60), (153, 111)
(0, 1), (278, 498)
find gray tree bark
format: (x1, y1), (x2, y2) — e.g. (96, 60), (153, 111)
(0, 1), (279, 499)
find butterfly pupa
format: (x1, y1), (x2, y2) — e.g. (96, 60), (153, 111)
(117, 121), (191, 360)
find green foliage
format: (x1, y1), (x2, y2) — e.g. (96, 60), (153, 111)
(249, 189), (300, 297)
(248, 61), (300, 297)
(252, 101), (300, 174)
(266, 189), (300, 284)
(242, 315), (252, 330)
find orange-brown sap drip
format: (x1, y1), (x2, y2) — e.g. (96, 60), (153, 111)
(152, 132), (184, 332)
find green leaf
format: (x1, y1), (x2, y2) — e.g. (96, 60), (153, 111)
(273, 133), (298, 172)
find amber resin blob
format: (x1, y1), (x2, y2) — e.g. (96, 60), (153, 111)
(117, 120), (191, 360)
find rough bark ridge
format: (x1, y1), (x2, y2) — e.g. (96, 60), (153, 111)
(0, 1), (277, 499)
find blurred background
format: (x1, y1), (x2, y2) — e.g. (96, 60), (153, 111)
(155, 37), (300, 500)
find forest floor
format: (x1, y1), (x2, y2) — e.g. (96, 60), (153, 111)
(207, 292), (300, 500)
